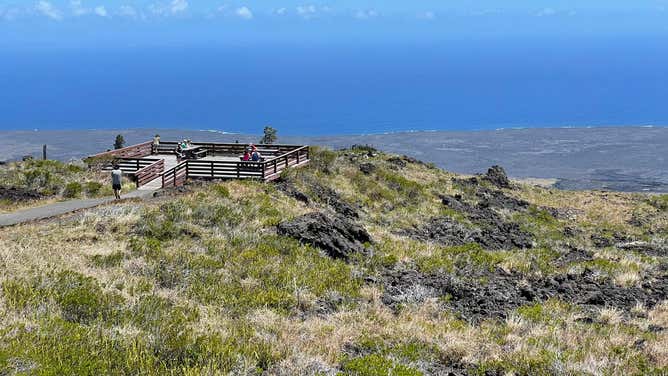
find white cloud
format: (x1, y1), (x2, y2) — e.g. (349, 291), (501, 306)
(354, 9), (378, 19)
(150, 0), (188, 16)
(94, 6), (107, 17)
(418, 10), (436, 20)
(118, 5), (138, 18)
(274, 7), (287, 15)
(296, 4), (317, 19)
(70, 0), (89, 16)
(35, 1), (63, 20)
(170, 0), (188, 14)
(236, 6), (253, 19)
(536, 7), (557, 17)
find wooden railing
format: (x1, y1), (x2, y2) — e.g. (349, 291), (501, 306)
(82, 141), (309, 188)
(157, 146), (309, 188)
(162, 162), (188, 188)
(135, 159), (165, 188)
(185, 160), (265, 180)
(156, 142), (304, 159)
(263, 145), (310, 181)
(88, 141), (153, 160)
(99, 158), (160, 173)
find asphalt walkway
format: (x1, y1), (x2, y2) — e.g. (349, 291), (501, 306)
(0, 181), (160, 228)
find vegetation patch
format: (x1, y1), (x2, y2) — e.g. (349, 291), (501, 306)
(3, 271), (123, 324)
(0, 147), (666, 374)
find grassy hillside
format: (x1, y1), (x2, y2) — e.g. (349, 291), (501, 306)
(0, 159), (135, 213)
(0, 146), (666, 375)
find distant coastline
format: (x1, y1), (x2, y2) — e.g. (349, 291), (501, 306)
(2, 126), (667, 193)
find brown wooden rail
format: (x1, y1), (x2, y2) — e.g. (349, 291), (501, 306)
(156, 142), (304, 159)
(186, 160), (265, 180)
(135, 159), (165, 187)
(263, 145), (310, 181)
(162, 162), (188, 188)
(87, 140), (310, 188)
(88, 141), (153, 160)
(158, 145), (310, 187)
(99, 158), (161, 173)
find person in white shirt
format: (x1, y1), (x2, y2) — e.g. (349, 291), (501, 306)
(111, 164), (123, 199)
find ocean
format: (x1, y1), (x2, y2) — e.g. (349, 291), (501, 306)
(1, 37), (668, 135)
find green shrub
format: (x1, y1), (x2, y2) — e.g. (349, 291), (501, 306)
(186, 236), (360, 315)
(2, 278), (41, 310)
(52, 271), (122, 324)
(192, 203), (243, 228)
(90, 251), (125, 268)
(2, 271), (123, 325)
(339, 354), (423, 376)
(24, 168), (53, 190)
(417, 243), (502, 274)
(647, 194), (668, 211)
(66, 164), (85, 173)
(474, 349), (559, 376)
(516, 299), (574, 324)
(63, 182), (83, 198)
(350, 173), (396, 204)
(0, 318), (162, 375)
(129, 237), (163, 258)
(85, 181), (103, 197)
(351, 144), (378, 154)
(212, 184), (230, 198)
(309, 146), (338, 174)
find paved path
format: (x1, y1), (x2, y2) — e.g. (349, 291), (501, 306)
(0, 182), (160, 228)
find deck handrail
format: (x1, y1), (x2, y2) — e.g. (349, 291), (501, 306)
(261, 145), (310, 181)
(158, 141), (306, 148)
(87, 141), (153, 160)
(263, 145), (310, 163)
(155, 142), (304, 159)
(135, 159), (165, 188)
(161, 161), (188, 188)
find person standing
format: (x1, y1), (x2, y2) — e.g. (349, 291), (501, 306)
(152, 134), (161, 154)
(111, 164), (123, 199)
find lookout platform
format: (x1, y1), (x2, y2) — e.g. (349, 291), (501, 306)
(86, 141), (310, 189)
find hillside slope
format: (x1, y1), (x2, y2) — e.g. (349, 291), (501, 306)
(0, 146), (666, 375)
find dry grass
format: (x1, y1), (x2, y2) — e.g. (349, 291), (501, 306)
(0, 149), (666, 374)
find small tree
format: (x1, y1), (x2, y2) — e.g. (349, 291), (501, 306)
(259, 126), (277, 145)
(114, 134), (125, 150)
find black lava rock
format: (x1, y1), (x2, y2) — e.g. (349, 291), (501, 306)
(484, 165), (511, 189)
(359, 163), (376, 175)
(277, 212), (372, 259)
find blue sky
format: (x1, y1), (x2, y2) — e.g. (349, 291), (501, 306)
(1, 0), (668, 46)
